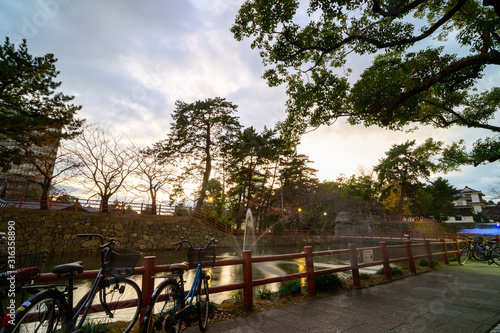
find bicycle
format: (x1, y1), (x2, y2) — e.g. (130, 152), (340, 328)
(459, 235), (500, 266)
(1, 234), (143, 333)
(142, 237), (217, 333)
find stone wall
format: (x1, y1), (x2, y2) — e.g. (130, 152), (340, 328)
(0, 209), (331, 255)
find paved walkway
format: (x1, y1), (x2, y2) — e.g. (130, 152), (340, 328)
(198, 262), (500, 333)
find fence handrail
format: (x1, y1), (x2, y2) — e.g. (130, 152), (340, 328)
(32, 237), (464, 327)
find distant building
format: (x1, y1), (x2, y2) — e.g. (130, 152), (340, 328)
(0, 139), (58, 195)
(445, 186), (485, 224)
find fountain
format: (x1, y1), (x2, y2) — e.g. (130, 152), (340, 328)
(242, 208), (256, 251)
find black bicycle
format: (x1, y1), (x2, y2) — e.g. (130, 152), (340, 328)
(142, 237), (217, 333)
(1, 234), (143, 333)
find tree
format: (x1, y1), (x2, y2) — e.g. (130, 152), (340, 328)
(374, 138), (448, 216)
(68, 124), (138, 213)
(224, 126), (288, 229)
(134, 148), (177, 215)
(232, 1), (500, 165)
(0, 38), (82, 172)
(151, 97), (242, 214)
(411, 177), (460, 219)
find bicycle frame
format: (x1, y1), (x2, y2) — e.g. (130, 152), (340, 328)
(70, 266), (110, 331)
(168, 263), (204, 326)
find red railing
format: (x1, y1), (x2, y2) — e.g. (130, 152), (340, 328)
(336, 230), (459, 240)
(33, 237), (464, 327)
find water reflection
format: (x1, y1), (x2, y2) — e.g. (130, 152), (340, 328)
(45, 241), (410, 304)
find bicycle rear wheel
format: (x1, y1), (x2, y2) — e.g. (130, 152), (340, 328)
(196, 274), (210, 332)
(472, 245), (487, 261)
(458, 247), (470, 265)
(75, 277), (141, 333)
(490, 246), (500, 266)
(4, 289), (65, 333)
(142, 279), (181, 333)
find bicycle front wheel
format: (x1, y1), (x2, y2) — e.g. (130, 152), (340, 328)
(75, 277), (141, 333)
(4, 289), (65, 333)
(196, 274), (210, 332)
(142, 279), (181, 333)
(491, 246), (500, 266)
(458, 247), (471, 265)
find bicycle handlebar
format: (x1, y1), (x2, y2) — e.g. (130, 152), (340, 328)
(77, 234), (116, 251)
(173, 237), (218, 251)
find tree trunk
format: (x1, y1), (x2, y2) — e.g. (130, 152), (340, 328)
(101, 195), (111, 213)
(195, 147), (212, 214)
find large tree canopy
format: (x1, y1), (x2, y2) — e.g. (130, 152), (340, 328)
(232, 0), (500, 165)
(0, 38), (82, 172)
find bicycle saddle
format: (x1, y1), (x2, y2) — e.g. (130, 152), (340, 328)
(52, 261), (84, 275)
(169, 262), (189, 273)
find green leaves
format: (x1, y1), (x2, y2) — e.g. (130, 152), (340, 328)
(0, 37), (82, 172)
(233, 0), (500, 165)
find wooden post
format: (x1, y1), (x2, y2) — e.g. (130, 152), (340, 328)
(404, 240), (416, 274)
(242, 250), (253, 310)
(380, 242), (392, 280)
(348, 243), (361, 287)
(304, 246), (315, 296)
(453, 238), (461, 261)
(140, 256), (156, 327)
(19, 194), (24, 209)
(425, 240), (435, 268)
(440, 239), (449, 265)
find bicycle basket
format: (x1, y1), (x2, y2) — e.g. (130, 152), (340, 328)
(104, 248), (142, 278)
(187, 246), (216, 269)
(0, 250), (47, 285)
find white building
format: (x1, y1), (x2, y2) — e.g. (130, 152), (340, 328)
(445, 186), (485, 224)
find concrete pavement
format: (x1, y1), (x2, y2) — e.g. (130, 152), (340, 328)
(198, 262), (500, 333)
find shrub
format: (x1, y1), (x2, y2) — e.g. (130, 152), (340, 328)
(231, 289), (243, 300)
(256, 287), (274, 300)
(359, 272), (371, 280)
(418, 258), (439, 267)
(278, 280), (302, 297)
(376, 266), (403, 276)
(81, 321), (108, 333)
(314, 273), (344, 293)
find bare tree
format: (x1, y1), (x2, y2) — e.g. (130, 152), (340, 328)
(134, 148), (177, 215)
(68, 124), (138, 213)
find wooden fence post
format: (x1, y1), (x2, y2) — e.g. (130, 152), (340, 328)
(304, 246), (315, 296)
(18, 194), (24, 209)
(140, 256), (156, 327)
(425, 240), (435, 268)
(440, 239), (449, 265)
(242, 250), (253, 310)
(404, 240), (416, 274)
(453, 238), (461, 261)
(380, 242), (392, 280)
(348, 243), (361, 287)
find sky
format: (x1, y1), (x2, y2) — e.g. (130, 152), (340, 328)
(1, 0), (499, 201)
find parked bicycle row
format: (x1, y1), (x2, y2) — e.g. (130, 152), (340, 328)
(0, 233), (217, 333)
(458, 235), (500, 266)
